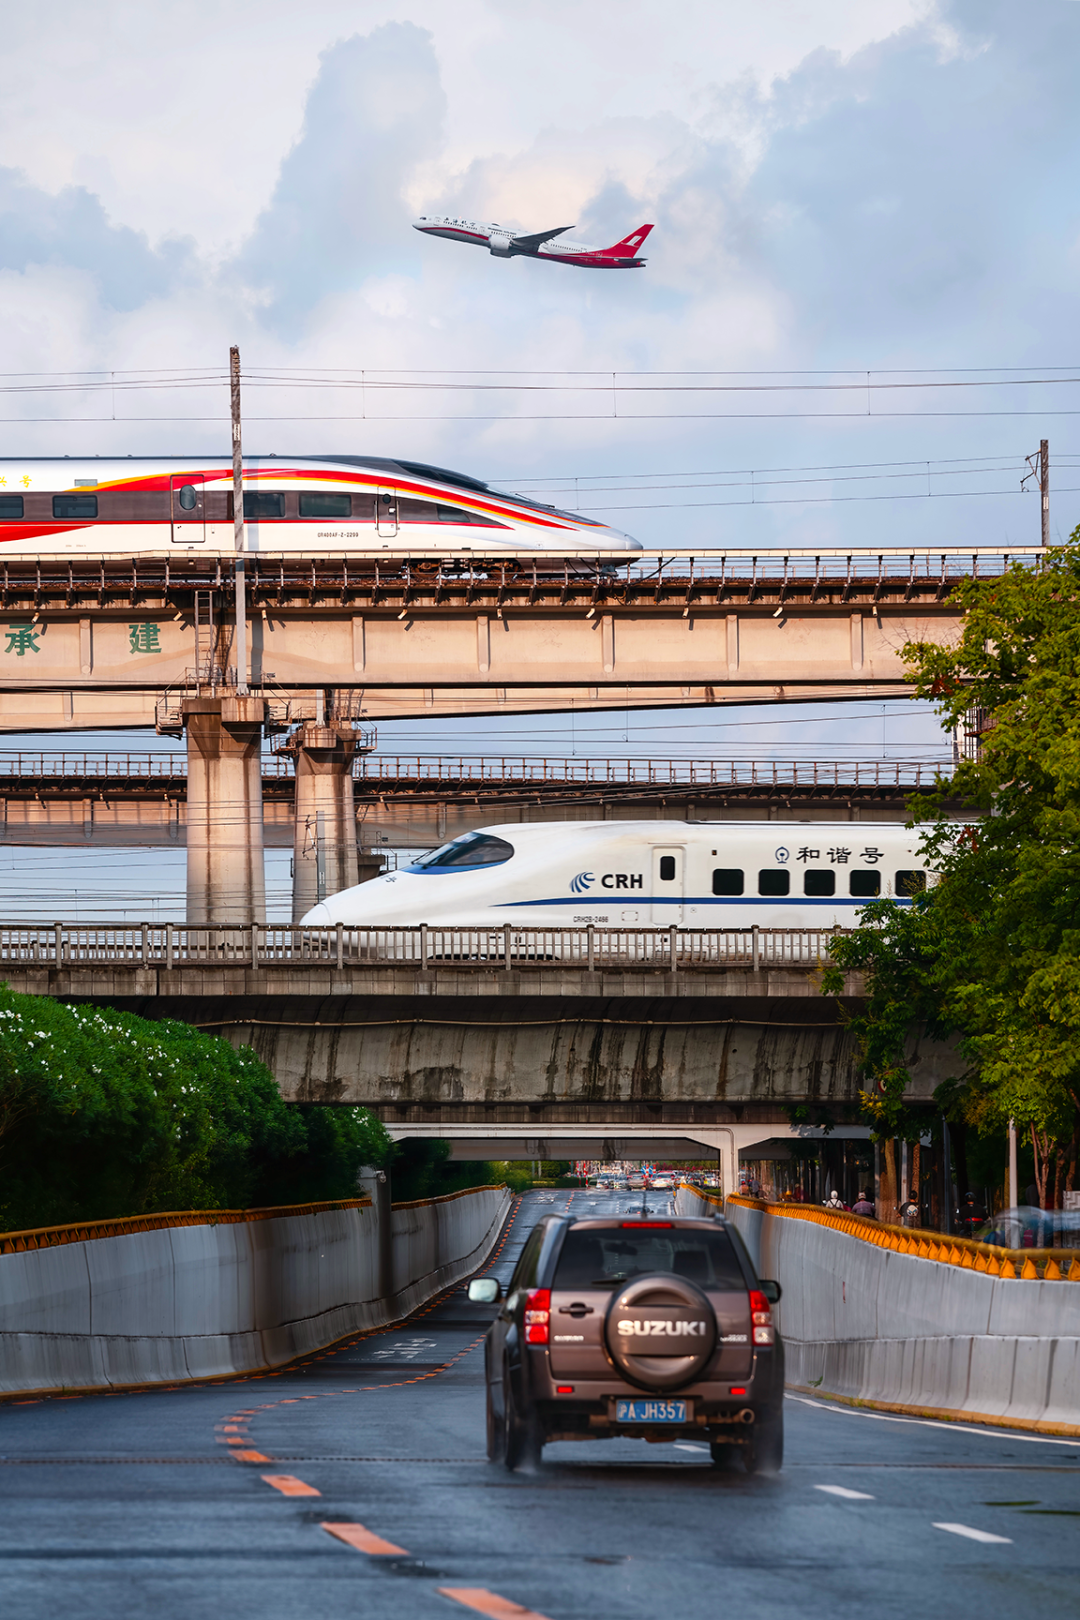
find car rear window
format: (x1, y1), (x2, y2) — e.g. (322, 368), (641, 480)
(553, 1226), (745, 1290)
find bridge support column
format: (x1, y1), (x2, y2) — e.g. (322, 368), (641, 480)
(292, 724), (360, 922)
(183, 697), (266, 924)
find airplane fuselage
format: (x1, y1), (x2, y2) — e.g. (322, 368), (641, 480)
(413, 216), (652, 268)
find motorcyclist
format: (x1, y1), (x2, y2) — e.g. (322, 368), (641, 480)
(900, 1189), (921, 1228)
(851, 1190), (876, 1217)
(823, 1189), (847, 1212)
(955, 1190), (987, 1238)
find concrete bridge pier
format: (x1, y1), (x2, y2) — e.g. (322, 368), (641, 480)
(291, 722), (360, 921)
(183, 696), (266, 924)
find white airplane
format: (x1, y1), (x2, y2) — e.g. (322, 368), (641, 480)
(413, 215), (653, 269)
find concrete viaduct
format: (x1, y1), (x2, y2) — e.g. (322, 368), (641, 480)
(0, 544), (989, 1159)
(0, 923), (961, 1189)
(0, 544), (1009, 921)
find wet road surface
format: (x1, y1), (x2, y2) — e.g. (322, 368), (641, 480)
(2, 1189), (1078, 1619)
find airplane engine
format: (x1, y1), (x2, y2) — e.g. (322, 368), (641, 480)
(488, 236), (513, 256)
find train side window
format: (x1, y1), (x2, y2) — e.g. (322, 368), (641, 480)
(758, 869), (790, 896)
(53, 494), (97, 519)
(299, 492), (351, 518)
(659, 856), (676, 881)
(398, 499), (440, 522)
(804, 870), (835, 897)
(0, 496), (24, 519)
(436, 503), (507, 528)
(850, 870), (881, 898)
(243, 492), (285, 519)
(712, 868), (744, 895)
(177, 485), (198, 511)
(895, 869), (926, 896)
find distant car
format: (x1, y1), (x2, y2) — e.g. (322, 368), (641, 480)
(627, 1175), (646, 1190)
(468, 1213), (784, 1474)
(650, 1176), (673, 1191)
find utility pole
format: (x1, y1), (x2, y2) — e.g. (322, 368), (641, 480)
(230, 346), (249, 695)
(1022, 439), (1049, 546)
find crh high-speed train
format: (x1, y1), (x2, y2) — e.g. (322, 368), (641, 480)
(302, 820), (932, 930)
(0, 456), (639, 557)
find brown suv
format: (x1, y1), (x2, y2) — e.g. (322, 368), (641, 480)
(468, 1213), (784, 1474)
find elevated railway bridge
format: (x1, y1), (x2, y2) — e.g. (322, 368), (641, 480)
(0, 544), (995, 919)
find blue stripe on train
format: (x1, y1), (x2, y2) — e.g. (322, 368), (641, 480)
(493, 894), (907, 908)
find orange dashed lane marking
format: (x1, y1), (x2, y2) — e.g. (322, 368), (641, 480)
(233, 1450), (271, 1463)
(438, 1591), (553, 1619)
(321, 1522), (409, 1556)
(261, 1474), (320, 1496)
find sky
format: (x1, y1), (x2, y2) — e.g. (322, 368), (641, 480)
(1, 0), (1077, 913)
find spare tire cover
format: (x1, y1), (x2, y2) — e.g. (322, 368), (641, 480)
(604, 1272), (717, 1389)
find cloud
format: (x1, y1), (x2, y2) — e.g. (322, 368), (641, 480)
(0, 168), (194, 312)
(236, 22), (445, 325)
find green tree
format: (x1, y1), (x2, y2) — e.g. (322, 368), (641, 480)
(823, 536), (1080, 1208)
(0, 989), (392, 1230)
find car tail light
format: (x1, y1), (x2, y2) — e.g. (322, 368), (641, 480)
(621, 1221), (672, 1228)
(730, 1386), (747, 1396)
(749, 1289), (775, 1346)
(525, 1287), (550, 1344)
(556, 1386), (574, 1394)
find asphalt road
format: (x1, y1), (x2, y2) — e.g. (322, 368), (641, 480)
(2, 1189), (1078, 1620)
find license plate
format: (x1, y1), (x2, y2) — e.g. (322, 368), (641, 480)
(615, 1399), (689, 1423)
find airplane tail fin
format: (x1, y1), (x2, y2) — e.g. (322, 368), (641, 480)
(601, 223), (654, 257)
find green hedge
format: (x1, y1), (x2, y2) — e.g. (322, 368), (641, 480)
(0, 989), (392, 1231)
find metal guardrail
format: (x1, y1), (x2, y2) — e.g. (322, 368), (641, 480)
(0, 922), (842, 971)
(0, 753), (947, 788)
(722, 1193), (1080, 1281)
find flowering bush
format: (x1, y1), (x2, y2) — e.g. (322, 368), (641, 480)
(0, 988), (391, 1231)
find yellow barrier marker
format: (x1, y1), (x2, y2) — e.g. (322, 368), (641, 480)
(1021, 1258), (1039, 1279)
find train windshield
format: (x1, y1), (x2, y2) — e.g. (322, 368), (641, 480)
(409, 832), (515, 871)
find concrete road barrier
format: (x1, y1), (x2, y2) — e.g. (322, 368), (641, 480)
(676, 1183), (1080, 1433)
(0, 1184), (510, 1398)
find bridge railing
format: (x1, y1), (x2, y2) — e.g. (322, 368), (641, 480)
(0, 922), (842, 971)
(0, 751), (944, 787)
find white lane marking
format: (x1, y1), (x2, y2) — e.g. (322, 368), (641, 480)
(674, 1443), (709, 1452)
(369, 1338), (437, 1361)
(787, 1393), (1080, 1449)
(815, 1484), (875, 1501)
(934, 1523), (1013, 1545)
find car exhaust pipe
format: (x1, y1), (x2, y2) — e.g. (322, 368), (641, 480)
(738, 1408), (756, 1425)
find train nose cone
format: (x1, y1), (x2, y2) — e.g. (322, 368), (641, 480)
(301, 902), (331, 925)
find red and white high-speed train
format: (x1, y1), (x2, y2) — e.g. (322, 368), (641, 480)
(0, 455), (640, 557)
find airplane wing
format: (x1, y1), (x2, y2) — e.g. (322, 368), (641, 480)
(510, 225), (575, 252)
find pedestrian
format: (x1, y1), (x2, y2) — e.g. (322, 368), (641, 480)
(823, 1189), (847, 1212)
(900, 1189), (921, 1227)
(852, 1190), (876, 1217)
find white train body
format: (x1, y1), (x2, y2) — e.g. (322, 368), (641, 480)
(0, 456), (639, 558)
(302, 820), (931, 930)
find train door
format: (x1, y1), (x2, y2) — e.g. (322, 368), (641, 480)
(650, 845), (685, 925)
(170, 475), (206, 544)
(375, 488), (399, 537)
